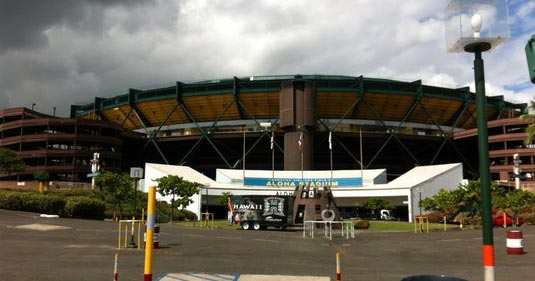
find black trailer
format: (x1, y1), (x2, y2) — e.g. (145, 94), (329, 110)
(232, 195), (294, 230)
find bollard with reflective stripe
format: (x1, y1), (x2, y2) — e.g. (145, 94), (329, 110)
(336, 253), (341, 281)
(507, 230), (524, 255)
(114, 253), (119, 281)
(144, 186), (156, 281)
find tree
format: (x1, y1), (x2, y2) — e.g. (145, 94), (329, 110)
(363, 198), (395, 218)
(508, 190), (535, 219)
(456, 179), (499, 216)
(33, 171), (50, 193)
(421, 189), (459, 231)
(217, 192), (233, 208)
(0, 148), (25, 176)
(493, 189), (535, 226)
(95, 171), (133, 219)
(155, 175), (202, 222)
(520, 101), (535, 145)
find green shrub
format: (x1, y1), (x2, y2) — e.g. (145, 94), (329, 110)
(523, 213), (535, 225)
(466, 215), (482, 228)
(0, 191), (64, 214)
(179, 209), (197, 221)
(48, 189), (103, 199)
(155, 201), (197, 221)
(354, 220), (370, 229)
(64, 196), (105, 220)
(0, 191), (25, 210)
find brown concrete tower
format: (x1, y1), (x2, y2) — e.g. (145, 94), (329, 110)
(279, 79), (317, 170)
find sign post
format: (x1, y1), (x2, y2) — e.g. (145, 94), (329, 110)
(128, 167), (143, 248)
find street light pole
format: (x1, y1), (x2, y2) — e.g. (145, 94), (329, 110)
(445, 3), (509, 280)
(418, 190), (422, 217)
(473, 46), (495, 281)
(513, 154), (521, 190)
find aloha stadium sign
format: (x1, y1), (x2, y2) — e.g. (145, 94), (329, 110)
(243, 177), (362, 187)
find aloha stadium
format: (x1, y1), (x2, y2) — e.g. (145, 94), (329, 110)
(1, 74), (530, 221)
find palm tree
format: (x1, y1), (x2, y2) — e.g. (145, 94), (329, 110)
(520, 100), (535, 145)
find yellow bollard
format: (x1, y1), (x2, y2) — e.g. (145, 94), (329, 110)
(144, 186), (156, 281)
(114, 253), (119, 281)
(117, 222), (122, 249)
(336, 253), (341, 281)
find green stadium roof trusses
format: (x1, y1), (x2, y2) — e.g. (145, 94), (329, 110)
(71, 75), (526, 176)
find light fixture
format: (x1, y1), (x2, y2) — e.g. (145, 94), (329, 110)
(471, 13), (482, 38)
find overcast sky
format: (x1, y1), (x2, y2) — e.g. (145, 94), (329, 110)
(1, 0), (534, 117)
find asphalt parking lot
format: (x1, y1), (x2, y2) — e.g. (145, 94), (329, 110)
(0, 209), (533, 281)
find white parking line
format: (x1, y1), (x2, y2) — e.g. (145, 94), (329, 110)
(253, 238), (278, 243)
(217, 236), (242, 240)
(183, 234), (206, 238)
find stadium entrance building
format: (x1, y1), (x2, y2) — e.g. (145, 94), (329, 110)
(143, 162), (463, 223)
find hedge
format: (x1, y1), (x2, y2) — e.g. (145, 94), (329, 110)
(64, 196), (105, 220)
(0, 190), (196, 221)
(0, 191), (65, 215)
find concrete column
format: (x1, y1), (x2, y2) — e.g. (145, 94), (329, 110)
(279, 79), (317, 170)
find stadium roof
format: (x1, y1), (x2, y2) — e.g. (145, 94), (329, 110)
(71, 75), (526, 132)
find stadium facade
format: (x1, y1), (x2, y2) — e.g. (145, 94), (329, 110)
(70, 75), (525, 179)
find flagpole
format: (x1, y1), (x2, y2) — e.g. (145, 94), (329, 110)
(299, 126), (304, 181)
(360, 127), (364, 183)
(329, 130), (333, 181)
(243, 126), (246, 182)
(271, 127), (275, 180)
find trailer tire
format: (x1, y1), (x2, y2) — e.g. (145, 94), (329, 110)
(242, 222), (250, 230)
(321, 209), (336, 221)
(253, 222), (261, 230)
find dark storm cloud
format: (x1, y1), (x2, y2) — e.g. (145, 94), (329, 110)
(0, 0), (531, 117)
(0, 0), (150, 52)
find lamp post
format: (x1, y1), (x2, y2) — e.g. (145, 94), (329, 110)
(445, 2), (509, 281)
(416, 187), (423, 217)
(90, 152), (100, 190)
(513, 153), (521, 190)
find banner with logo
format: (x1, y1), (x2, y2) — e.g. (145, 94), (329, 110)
(243, 177), (362, 187)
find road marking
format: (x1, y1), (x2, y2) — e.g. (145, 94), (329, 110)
(183, 234), (206, 238)
(217, 236), (241, 240)
(76, 228), (100, 232)
(253, 238), (278, 243)
(439, 239), (462, 242)
(159, 272), (237, 281)
(15, 224), (71, 231)
(66, 245), (90, 248)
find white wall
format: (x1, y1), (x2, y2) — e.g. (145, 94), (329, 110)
(144, 163), (202, 220)
(409, 164), (463, 222)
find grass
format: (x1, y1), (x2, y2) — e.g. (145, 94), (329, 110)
(360, 220), (450, 232)
(169, 219), (456, 232)
(172, 219), (241, 230)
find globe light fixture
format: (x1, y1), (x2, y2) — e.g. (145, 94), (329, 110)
(471, 13), (482, 38)
(446, 0), (509, 53)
